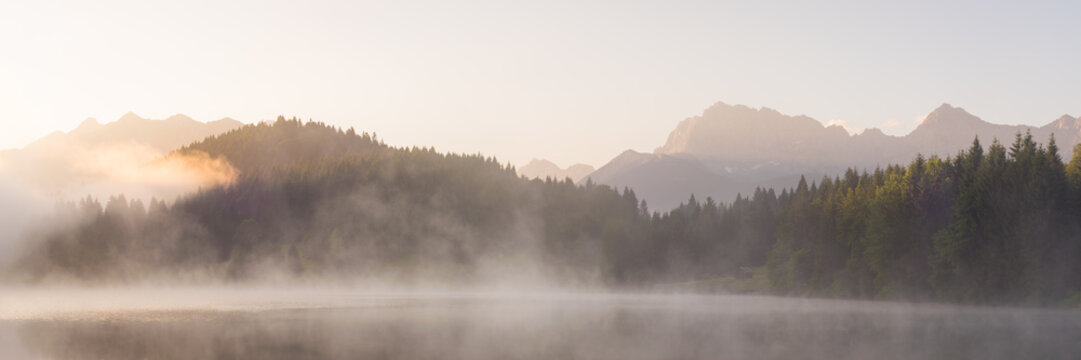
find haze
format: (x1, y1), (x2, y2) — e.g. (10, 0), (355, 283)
(4, 1), (1081, 359)
(3, 0), (1080, 167)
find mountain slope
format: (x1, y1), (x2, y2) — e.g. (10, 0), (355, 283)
(587, 150), (745, 211)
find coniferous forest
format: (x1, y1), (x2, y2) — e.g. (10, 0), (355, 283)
(13, 117), (1081, 306)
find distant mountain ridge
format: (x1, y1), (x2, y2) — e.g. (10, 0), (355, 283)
(0, 113), (244, 201)
(517, 159), (595, 182)
(588, 102), (1080, 210)
(21, 112), (243, 154)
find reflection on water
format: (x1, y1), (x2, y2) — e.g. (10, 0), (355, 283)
(1, 291), (1078, 359)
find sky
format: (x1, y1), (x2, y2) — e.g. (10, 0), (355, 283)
(2, 0), (1079, 168)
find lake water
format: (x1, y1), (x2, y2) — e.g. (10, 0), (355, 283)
(0, 288), (1078, 359)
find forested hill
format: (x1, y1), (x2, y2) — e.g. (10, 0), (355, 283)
(12, 117), (1081, 306)
(176, 117), (387, 174)
(16, 117), (654, 285)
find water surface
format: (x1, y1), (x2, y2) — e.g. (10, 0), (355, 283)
(1, 288), (1077, 359)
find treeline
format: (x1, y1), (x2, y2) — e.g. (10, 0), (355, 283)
(12, 118), (1081, 305)
(765, 134), (1081, 304)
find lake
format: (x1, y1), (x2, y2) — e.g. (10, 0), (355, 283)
(0, 288), (1078, 359)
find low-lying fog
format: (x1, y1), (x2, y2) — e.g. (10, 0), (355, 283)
(1, 287), (1077, 360)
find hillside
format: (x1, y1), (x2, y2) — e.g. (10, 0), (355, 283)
(14, 118), (652, 285)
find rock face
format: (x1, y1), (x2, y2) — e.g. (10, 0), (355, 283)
(656, 102), (850, 165)
(518, 159), (595, 183)
(588, 102), (1079, 211)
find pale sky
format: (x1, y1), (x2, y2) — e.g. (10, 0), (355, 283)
(2, 0), (1079, 167)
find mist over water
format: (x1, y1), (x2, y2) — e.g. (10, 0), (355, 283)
(0, 288), (1078, 360)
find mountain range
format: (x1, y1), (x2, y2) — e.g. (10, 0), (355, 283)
(586, 102), (1081, 210)
(5, 104), (1078, 214)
